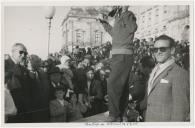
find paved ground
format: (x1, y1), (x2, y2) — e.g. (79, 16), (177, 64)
(74, 111), (109, 122)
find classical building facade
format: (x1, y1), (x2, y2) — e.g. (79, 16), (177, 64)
(61, 7), (112, 49)
(61, 5), (190, 49)
(131, 5), (190, 42)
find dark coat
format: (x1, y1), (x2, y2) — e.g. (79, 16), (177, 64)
(84, 79), (104, 117)
(129, 72), (147, 102)
(29, 69), (50, 122)
(72, 68), (87, 94)
(5, 58), (32, 123)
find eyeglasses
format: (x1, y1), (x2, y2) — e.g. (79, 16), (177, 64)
(152, 47), (170, 53)
(19, 51), (28, 56)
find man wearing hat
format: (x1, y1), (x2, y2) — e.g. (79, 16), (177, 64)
(48, 67), (68, 101)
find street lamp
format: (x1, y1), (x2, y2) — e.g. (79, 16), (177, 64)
(44, 6), (56, 56)
(82, 30), (85, 47)
(69, 20), (74, 53)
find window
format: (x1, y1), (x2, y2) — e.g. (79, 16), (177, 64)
(95, 31), (101, 44)
(155, 8), (159, 24)
(76, 30), (83, 44)
(142, 16), (145, 23)
(148, 12), (152, 27)
(155, 9), (159, 17)
(163, 5), (168, 14)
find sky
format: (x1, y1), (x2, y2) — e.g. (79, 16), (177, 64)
(4, 6), (70, 59)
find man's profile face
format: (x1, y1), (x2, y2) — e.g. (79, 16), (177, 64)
(153, 39), (174, 64)
(12, 45), (27, 64)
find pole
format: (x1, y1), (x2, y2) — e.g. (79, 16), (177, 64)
(48, 18), (52, 56)
(65, 23), (68, 47)
(82, 31), (85, 47)
(71, 21), (74, 53)
(89, 22), (92, 47)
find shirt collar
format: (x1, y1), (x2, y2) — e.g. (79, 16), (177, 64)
(158, 57), (175, 69)
(51, 82), (60, 87)
(11, 56), (18, 64)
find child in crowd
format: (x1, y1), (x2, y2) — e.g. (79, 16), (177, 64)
(68, 92), (87, 122)
(49, 86), (71, 122)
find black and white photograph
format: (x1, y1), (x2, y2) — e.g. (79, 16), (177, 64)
(1, 0), (194, 127)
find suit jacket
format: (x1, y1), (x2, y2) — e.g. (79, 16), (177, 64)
(145, 63), (190, 122)
(30, 70), (50, 107)
(5, 58), (33, 122)
(29, 69), (50, 122)
(87, 79), (104, 100)
(49, 99), (70, 122)
(129, 72), (147, 102)
(5, 58), (32, 113)
(84, 79), (104, 117)
(72, 68), (87, 94)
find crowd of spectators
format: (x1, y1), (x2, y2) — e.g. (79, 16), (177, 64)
(4, 37), (189, 122)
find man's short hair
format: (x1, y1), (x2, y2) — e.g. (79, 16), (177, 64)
(155, 35), (175, 48)
(12, 43), (26, 52)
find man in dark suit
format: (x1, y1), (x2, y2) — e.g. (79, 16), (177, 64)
(5, 43), (32, 123)
(145, 35), (190, 122)
(28, 54), (50, 122)
(48, 66), (68, 101)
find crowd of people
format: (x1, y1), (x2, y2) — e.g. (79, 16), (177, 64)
(4, 4), (190, 123)
(4, 42), (112, 123)
(4, 35), (190, 122)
